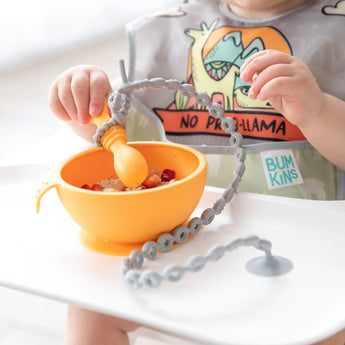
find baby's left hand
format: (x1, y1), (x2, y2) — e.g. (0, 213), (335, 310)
(240, 50), (325, 128)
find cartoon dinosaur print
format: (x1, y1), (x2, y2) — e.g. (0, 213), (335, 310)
(184, 20), (270, 111)
(185, 19), (240, 110)
(157, 21), (301, 142)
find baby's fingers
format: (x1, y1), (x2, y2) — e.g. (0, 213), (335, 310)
(89, 70), (112, 117)
(255, 76), (293, 103)
(48, 82), (74, 122)
(248, 63), (294, 100)
(57, 76), (79, 122)
(240, 50), (292, 82)
(240, 49), (270, 74)
(71, 70), (91, 124)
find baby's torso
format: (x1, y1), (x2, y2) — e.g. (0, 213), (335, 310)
(124, 0), (345, 200)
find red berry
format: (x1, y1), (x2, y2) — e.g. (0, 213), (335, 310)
(81, 184), (90, 189)
(161, 169), (176, 182)
(142, 173), (162, 188)
(90, 183), (103, 191)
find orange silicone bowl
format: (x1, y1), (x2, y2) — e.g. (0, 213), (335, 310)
(36, 142), (207, 255)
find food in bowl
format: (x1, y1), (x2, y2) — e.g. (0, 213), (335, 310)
(81, 168), (176, 192)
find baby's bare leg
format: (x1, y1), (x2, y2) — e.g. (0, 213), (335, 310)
(313, 329), (345, 345)
(62, 305), (140, 345)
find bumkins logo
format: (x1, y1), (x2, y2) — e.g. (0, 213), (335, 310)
(261, 149), (303, 189)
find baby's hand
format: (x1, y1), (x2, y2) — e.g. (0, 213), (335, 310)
(48, 65), (112, 125)
(240, 50), (325, 128)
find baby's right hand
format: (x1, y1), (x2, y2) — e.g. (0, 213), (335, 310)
(48, 65), (112, 125)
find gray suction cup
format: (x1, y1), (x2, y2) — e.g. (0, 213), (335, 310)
(246, 255), (293, 277)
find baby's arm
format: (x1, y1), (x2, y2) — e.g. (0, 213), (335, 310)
(240, 50), (345, 170)
(63, 305), (140, 345)
(48, 65), (114, 142)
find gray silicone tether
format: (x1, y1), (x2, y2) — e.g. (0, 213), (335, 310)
(104, 60), (294, 288)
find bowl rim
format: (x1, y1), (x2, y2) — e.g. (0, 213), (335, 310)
(57, 141), (207, 195)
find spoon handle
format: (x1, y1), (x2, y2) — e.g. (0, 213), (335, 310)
(89, 99), (148, 188)
(89, 99), (111, 128)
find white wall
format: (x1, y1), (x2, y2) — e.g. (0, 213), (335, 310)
(0, 0), (180, 71)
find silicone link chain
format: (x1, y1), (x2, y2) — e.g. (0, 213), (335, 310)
(122, 236), (274, 289)
(98, 77), (248, 289)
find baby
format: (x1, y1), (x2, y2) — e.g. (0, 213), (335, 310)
(49, 0), (345, 344)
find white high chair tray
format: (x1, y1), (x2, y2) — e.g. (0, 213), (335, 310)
(0, 131), (345, 345)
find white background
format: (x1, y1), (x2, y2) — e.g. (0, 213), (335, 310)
(0, 0), (179, 71)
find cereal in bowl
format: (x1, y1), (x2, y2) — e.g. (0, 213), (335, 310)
(81, 169), (176, 192)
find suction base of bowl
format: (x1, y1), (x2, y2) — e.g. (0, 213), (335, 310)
(79, 229), (147, 256)
(78, 226), (193, 256)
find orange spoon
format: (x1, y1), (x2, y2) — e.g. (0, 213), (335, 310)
(90, 99), (148, 188)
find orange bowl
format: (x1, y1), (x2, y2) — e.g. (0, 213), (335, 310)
(36, 142), (207, 255)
